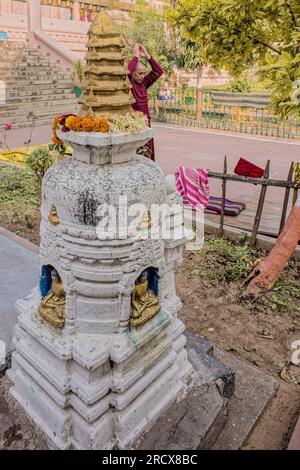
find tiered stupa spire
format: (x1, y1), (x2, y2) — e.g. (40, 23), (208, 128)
(79, 13), (135, 117)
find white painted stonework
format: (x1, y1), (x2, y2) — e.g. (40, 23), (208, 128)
(9, 129), (193, 449)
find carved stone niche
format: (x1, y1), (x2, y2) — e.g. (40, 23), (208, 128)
(130, 267), (160, 328)
(37, 265), (66, 329)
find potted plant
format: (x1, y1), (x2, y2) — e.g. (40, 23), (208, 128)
(71, 60), (84, 98)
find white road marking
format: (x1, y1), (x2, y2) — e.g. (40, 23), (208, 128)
(153, 123), (300, 146)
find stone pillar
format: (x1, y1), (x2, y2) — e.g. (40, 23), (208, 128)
(27, 0), (42, 32)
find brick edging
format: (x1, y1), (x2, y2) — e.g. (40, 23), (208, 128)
(0, 227), (39, 253)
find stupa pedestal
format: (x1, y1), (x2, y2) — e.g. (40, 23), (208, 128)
(8, 127), (193, 449)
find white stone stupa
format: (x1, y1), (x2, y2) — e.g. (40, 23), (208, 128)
(8, 14), (193, 450)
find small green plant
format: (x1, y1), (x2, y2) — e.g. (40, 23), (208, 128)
(226, 245), (253, 280)
(270, 294), (292, 313)
(71, 60), (85, 87)
(206, 269), (221, 281)
(238, 232), (249, 245)
(48, 143), (71, 160)
(203, 237), (253, 281)
(24, 213), (33, 229)
(228, 78), (252, 93)
(26, 147), (55, 183)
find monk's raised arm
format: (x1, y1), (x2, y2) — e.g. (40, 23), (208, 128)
(144, 57), (164, 89)
(128, 56), (139, 77)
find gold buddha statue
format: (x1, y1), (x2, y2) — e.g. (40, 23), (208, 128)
(48, 204), (60, 226)
(139, 211), (152, 230)
(38, 271), (66, 329)
(131, 272), (160, 327)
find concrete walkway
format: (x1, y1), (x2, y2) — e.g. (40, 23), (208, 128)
(0, 229), (39, 352)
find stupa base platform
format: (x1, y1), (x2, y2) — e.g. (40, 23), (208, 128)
(6, 326), (239, 450)
(8, 289), (193, 450)
(5, 334), (281, 450)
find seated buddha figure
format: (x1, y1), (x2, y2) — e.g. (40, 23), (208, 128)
(131, 271), (160, 327)
(38, 270), (66, 329)
(48, 204), (60, 226)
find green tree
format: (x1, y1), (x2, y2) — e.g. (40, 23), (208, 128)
(170, 0), (300, 116)
(175, 39), (203, 88)
(115, 2), (176, 76)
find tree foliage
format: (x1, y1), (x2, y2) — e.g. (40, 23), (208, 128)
(115, 2), (175, 75)
(115, 1), (203, 77)
(170, 0), (300, 116)
(175, 39), (203, 71)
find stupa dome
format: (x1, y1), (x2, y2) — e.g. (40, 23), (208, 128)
(42, 154), (166, 228)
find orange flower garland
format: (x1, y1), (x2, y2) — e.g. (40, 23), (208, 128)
(52, 114), (64, 145)
(67, 116), (110, 132)
(52, 111), (147, 139)
(53, 115), (110, 137)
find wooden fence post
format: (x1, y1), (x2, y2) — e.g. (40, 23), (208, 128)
(249, 160), (270, 247)
(219, 155), (227, 237)
(279, 162), (294, 235)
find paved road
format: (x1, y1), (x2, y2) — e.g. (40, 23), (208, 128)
(0, 231), (39, 353)
(154, 123), (299, 204)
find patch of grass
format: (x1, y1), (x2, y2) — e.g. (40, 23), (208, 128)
(199, 237), (253, 282)
(203, 79), (269, 93)
(0, 167), (40, 207)
(267, 277), (300, 315)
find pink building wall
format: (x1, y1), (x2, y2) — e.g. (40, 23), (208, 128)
(0, 0), (90, 59)
(0, 1), (140, 59)
(0, 0), (227, 85)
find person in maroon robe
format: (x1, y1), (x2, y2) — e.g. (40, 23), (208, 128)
(128, 44), (164, 161)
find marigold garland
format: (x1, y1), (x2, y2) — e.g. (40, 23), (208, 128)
(52, 110), (147, 143)
(65, 116), (110, 133)
(52, 115), (110, 142)
(52, 114), (63, 146)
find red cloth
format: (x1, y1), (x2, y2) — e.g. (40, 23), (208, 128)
(137, 138), (155, 161)
(234, 158), (264, 178)
(128, 56), (163, 122)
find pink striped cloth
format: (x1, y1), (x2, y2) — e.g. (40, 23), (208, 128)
(175, 166), (210, 212)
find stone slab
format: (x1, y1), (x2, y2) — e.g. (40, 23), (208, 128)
(135, 335), (234, 450)
(212, 348), (279, 450)
(57, 128), (153, 148)
(185, 332), (235, 399)
(288, 416), (300, 450)
(184, 331), (213, 357)
(135, 341), (279, 451)
(135, 382), (228, 450)
(0, 229), (39, 357)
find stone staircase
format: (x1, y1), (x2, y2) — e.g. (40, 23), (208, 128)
(0, 42), (78, 129)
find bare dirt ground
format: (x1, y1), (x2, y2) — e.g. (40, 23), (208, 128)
(0, 372), (47, 450)
(177, 243), (300, 449)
